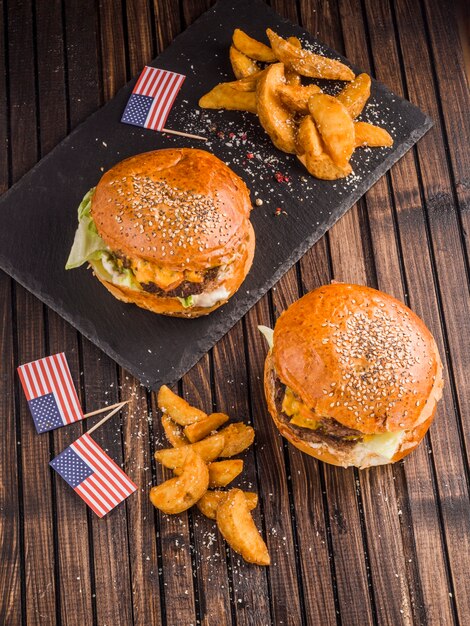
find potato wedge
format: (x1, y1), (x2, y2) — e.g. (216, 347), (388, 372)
(158, 385), (207, 426)
(219, 423), (255, 457)
(256, 63), (296, 154)
(278, 83), (322, 114)
(208, 460), (244, 487)
(155, 432), (225, 469)
(267, 29), (354, 81)
(184, 412), (229, 443)
(199, 83), (257, 114)
(308, 94), (355, 167)
(149, 450), (209, 514)
(228, 71), (266, 92)
(230, 45), (260, 79)
(216, 489), (270, 565)
(285, 37), (302, 86)
(336, 73), (371, 119)
(297, 116), (352, 180)
(233, 28), (276, 63)
(161, 414), (189, 448)
(197, 490), (258, 520)
(354, 121), (393, 147)
(296, 114), (323, 156)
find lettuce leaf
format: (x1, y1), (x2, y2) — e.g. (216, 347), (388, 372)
(65, 188), (106, 269)
(178, 295), (194, 308)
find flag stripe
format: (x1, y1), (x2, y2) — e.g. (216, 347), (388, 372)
(79, 479), (113, 512)
(81, 433), (137, 492)
(73, 435), (136, 498)
(42, 355), (68, 424)
(145, 71), (173, 130)
(87, 474), (120, 509)
(75, 483), (107, 517)
(133, 65), (151, 93)
(32, 359), (49, 397)
(148, 73), (178, 130)
(48, 353), (74, 424)
(17, 365), (32, 401)
(154, 74), (185, 130)
(146, 68), (165, 98)
(27, 361), (44, 398)
(58, 352), (84, 421)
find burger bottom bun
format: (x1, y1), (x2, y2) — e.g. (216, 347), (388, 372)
(263, 352), (442, 469)
(93, 222), (255, 318)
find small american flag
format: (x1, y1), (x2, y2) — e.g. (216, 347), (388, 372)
(18, 353), (84, 433)
(50, 433), (137, 517)
(121, 66), (186, 131)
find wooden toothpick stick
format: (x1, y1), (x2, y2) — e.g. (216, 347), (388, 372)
(87, 401), (127, 436)
(84, 400), (129, 419)
(162, 128), (207, 141)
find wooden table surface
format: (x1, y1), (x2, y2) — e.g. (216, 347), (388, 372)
(1, 1), (469, 625)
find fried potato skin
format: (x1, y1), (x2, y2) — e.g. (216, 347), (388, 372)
(218, 423), (255, 457)
(161, 414), (189, 447)
(208, 459), (244, 487)
(155, 432), (226, 468)
(150, 450), (209, 514)
(354, 121), (393, 147)
(278, 83), (322, 114)
(184, 412), (229, 443)
(197, 490), (258, 520)
(199, 83), (258, 114)
(256, 63), (296, 154)
(336, 73), (371, 119)
(230, 45), (260, 79)
(267, 28), (354, 81)
(216, 489), (270, 565)
(308, 93), (355, 167)
(233, 28), (276, 63)
(158, 385), (207, 426)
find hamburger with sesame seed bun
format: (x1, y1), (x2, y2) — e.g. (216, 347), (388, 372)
(65, 148), (255, 317)
(260, 283), (443, 468)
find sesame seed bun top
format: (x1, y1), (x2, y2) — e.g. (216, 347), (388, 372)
(90, 148), (253, 270)
(272, 283), (442, 434)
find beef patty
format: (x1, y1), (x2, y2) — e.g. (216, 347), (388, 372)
(273, 371), (363, 451)
(142, 267), (219, 298)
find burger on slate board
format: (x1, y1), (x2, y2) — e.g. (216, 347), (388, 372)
(261, 283), (444, 468)
(66, 148), (255, 317)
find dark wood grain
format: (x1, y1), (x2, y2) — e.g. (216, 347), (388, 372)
(1, 0), (470, 625)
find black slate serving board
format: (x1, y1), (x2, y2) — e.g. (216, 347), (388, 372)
(0, 0), (432, 389)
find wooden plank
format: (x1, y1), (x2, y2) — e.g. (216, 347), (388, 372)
(152, 0), (183, 51)
(244, 298), (305, 626)
(420, 0), (470, 261)
(120, 374), (163, 626)
(8, 1), (59, 623)
(395, 0), (470, 472)
(0, 7), (22, 622)
(212, 325), (272, 626)
(362, 1), (470, 623)
(181, 355), (233, 626)
(98, 0), (127, 101)
(150, 386), (198, 626)
(63, 0), (101, 126)
(34, 0), (96, 622)
(81, 339), (135, 626)
(126, 0), (154, 75)
(0, 275), (22, 626)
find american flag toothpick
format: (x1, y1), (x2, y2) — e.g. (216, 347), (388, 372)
(121, 65), (206, 141)
(50, 429), (137, 517)
(18, 353), (85, 433)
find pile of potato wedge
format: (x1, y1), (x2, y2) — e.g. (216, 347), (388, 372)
(150, 385), (270, 566)
(199, 28), (393, 180)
